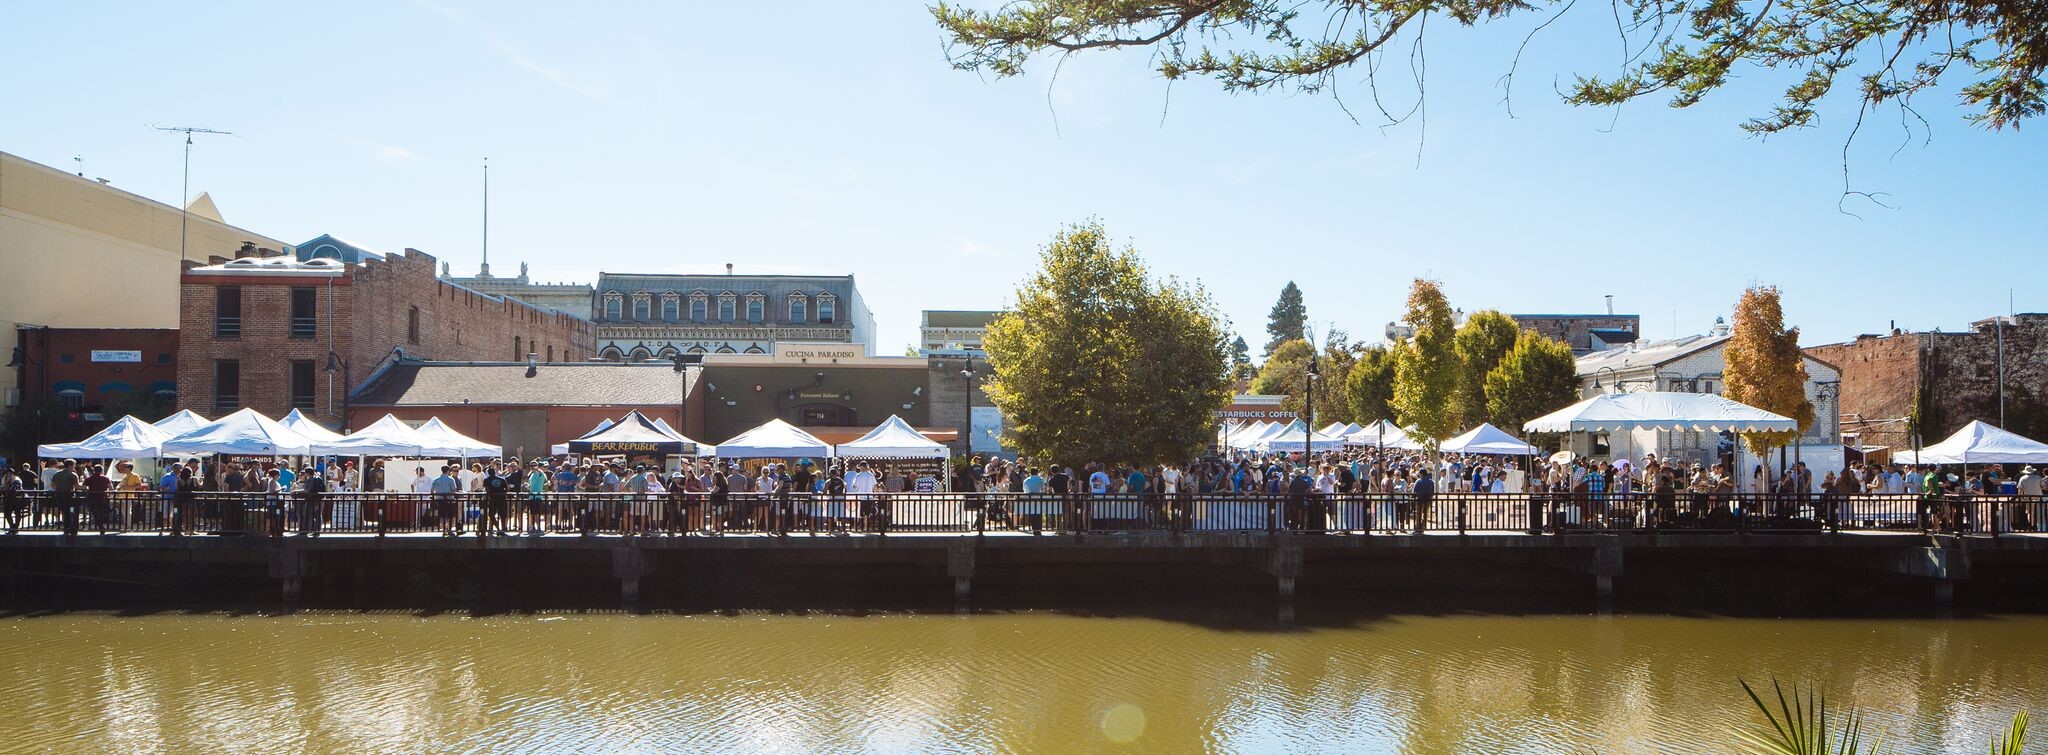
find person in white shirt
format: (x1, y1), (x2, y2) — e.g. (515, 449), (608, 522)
(1160, 465), (1181, 495)
(1087, 466), (1110, 495)
(846, 462), (877, 495)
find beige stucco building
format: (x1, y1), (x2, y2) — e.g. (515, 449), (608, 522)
(2, 151), (287, 412)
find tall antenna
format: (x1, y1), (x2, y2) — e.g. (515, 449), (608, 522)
(481, 157), (490, 277)
(151, 125), (235, 263)
(72, 155), (83, 177)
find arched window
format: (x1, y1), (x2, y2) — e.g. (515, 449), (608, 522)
(628, 346), (652, 362)
(689, 294), (708, 321)
(660, 293), (680, 321)
(514, 336), (523, 360)
(717, 295), (736, 322)
(602, 293), (623, 320)
(788, 294), (807, 323)
(546, 345), (555, 363)
(599, 346), (625, 362)
(715, 344), (737, 354)
(657, 345), (680, 359)
(817, 294), (837, 324)
(686, 344), (708, 353)
(745, 294), (765, 323)
(742, 343), (767, 354)
(630, 293), (651, 320)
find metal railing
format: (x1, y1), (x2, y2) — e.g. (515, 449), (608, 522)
(2, 490), (2042, 539)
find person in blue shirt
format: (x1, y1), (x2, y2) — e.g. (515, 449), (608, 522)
(1126, 466), (1148, 496)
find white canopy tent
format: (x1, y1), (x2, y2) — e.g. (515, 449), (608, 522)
(837, 415), (950, 459)
(1219, 421), (1273, 450)
(1899, 421), (2048, 465)
(1349, 419), (1424, 451)
(1318, 422), (1351, 438)
(161, 408), (315, 456)
(567, 410), (703, 456)
(279, 409), (345, 445)
(317, 414), (436, 457)
(1440, 423), (1542, 456)
(1523, 392), (1799, 434)
(37, 415), (173, 459)
(710, 419), (832, 459)
(1253, 419), (1349, 453)
(151, 410), (210, 437)
(415, 418), (502, 459)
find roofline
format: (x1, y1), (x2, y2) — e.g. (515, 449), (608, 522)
(1511, 313), (1642, 319)
(1, 150), (291, 249)
(597, 272), (855, 281)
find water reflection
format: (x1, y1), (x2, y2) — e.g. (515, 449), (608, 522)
(1, 611), (2042, 753)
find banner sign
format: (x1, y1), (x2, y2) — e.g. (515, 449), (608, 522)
(91, 350), (142, 363)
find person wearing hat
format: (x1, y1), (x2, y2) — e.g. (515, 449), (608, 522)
(2019, 466), (2044, 531)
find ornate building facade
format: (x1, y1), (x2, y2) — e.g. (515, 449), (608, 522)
(592, 272), (875, 360)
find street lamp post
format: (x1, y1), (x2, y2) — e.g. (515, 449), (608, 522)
(325, 351), (352, 433)
(1593, 366), (1620, 394)
(959, 361), (977, 458)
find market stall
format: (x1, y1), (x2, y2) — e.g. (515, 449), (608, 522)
(835, 415), (953, 527)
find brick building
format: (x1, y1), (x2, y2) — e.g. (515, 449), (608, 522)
(9, 327), (180, 445)
(1805, 314), (2048, 454)
(176, 245), (595, 431)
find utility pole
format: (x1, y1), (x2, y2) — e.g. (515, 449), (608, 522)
(151, 125), (236, 263)
(481, 157), (491, 277)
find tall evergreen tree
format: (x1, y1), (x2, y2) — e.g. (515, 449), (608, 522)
(1229, 335), (1255, 382)
(982, 221), (1231, 468)
(1264, 282), (1306, 357)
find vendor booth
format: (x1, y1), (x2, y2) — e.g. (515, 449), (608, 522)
(836, 415), (954, 527)
(37, 415), (172, 460)
(279, 409), (344, 446)
(1899, 420), (2048, 465)
(151, 410), (211, 437)
(552, 418), (617, 457)
(567, 410), (702, 460)
(414, 418), (502, 459)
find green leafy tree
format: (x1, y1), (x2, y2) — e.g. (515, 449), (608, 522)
(1484, 331), (1580, 432)
(932, 1), (2048, 135)
(1454, 310), (1522, 425)
(1252, 335), (1356, 424)
(1345, 344), (1398, 425)
(982, 221), (1231, 468)
(1228, 334), (1255, 382)
(1264, 281), (1305, 358)
(1723, 285), (1817, 482)
(1391, 279), (1461, 453)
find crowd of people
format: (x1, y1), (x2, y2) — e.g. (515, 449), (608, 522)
(4, 448), (2043, 537)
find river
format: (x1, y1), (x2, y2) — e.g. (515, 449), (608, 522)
(2, 611), (2042, 753)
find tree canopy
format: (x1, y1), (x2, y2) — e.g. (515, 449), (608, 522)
(1254, 334), (1359, 424)
(1229, 334), (1255, 382)
(1265, 282), (1306, 358)
(1391, 279), (1461, 453)
(1483, 330), (1580, 431)
(931, 1), (2047, 134)
(1345, 343), (1399, 425)
(1723, 285), (1817, 457)
(1454, 310), (1523, 425)
(981, 220), (1232, 467)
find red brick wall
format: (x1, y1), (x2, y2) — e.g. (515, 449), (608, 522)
(1807, 335), (1923, 449)
(178, 249), (597, 430)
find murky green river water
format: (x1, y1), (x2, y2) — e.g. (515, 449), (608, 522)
(2, 611), (2042, 753)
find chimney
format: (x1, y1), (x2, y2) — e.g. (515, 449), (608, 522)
(1604, 294), (1614, 315)
(526, 352), (539, 377)
(725, 263), (734, 276)
(207, 255), (229, 266)
(239, 241), (256, 256)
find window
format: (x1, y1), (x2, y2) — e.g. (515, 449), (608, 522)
(214, 360), (240, 414)
(690, 296), (707, 321)
(514, 336), (523, 360)
(289, 360), (316, 409)
(817, 296), (836, 324)
(407, 306), (421, 344)
(604, 297), (622, 320)
(746, 298), (764, 323)
(546, 345), (554, 363)
(215, 286), (243, 337)
(632, 296), (650, 320)
(661, 298), (679, 321)
(57, 390), (83, 409)
(58, 354), (75, 364)
(718, 297), (735, 322)
(157, 353), (173, 364)
(788, 297), (807, 323)
(290, 287), (317, 339)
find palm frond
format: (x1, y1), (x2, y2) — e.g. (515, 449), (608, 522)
(1992, 710), (2028, 755)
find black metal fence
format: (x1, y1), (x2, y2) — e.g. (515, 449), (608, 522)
(2, 490), (2043, 538)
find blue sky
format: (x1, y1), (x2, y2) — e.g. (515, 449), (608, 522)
(5, 1), (2042, 351)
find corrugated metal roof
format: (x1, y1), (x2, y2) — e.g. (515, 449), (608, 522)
(352, 362), (688, 406)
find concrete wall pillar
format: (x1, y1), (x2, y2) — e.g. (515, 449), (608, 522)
(267, 549), (312, 605)
(947, 543), (977, 604)
(1268, 546), (1303, 601)
(612, 547), (653, 608)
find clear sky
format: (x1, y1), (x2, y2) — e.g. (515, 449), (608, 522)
(5, 1), (2042, 351)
